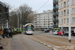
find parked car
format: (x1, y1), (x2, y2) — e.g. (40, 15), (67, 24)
(53, 31), (58, 35)
(71, 30), (75, 36)
(57, 30), (65, 35)
(64, 31), (69, 36)
(44, 29), (50, 33)
(64, 31), (75, 36)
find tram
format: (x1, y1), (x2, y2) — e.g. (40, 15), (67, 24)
(24, 23), (34, 35)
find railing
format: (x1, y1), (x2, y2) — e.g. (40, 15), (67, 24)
(53, 12), (59, 15)
(53, 1), (58, 3)
(53, 6), (58, 9)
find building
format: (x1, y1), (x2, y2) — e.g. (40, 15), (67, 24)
(58, 0), (75, 32)
(53, 0), (59, 28)
(0, 1), (9, 27)
(33, 10), (53, 29)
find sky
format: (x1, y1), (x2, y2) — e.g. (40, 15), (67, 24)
(0, 0), (53, 13)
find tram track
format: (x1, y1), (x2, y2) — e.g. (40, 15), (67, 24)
(27, 35), (75, 50)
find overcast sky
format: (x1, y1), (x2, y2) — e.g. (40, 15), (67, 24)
(0, 0), (53, 13)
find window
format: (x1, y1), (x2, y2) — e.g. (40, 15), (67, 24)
(61, 3), (63, 8)
(67, 1), (69, 6)
(67, 9), (69, 15)
(73, 17), (75, 23)
(64, 18), (66, 24)
(61, 11), (63, 16)
(64, 10), (66, 16)
(73, 8), (75, 14)
(67, 18), (69, 24)
(64, 2), (66, 7)
(73, 0), (75, 4)
(56, 4), (58, 7)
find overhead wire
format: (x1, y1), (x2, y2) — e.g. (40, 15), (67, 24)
(37, 0), (49, 12)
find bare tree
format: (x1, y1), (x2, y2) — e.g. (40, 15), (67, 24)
(9, 4), (35, 27)
(18, 4), (32, 25)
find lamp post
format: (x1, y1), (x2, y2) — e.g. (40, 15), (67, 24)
(69, 0), (71, 43)
(6, 20), (8, 28)
(16, 13), (19, 28)
(20, 12), (22, 31)
(61, 11), (63, 35)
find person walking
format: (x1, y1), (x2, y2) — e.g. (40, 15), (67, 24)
(0, 28), (3, 36)
(3, 28), (7, 38)
(0, 28), (3, 49)
(8, 28), (12, 38)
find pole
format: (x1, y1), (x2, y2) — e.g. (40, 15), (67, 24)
(69, 0), (71, 42)
(6, 20), (8, 28)
(61, 12), (63, 35)
(20, 12), (22, 31)
(17, 16), (19, 28)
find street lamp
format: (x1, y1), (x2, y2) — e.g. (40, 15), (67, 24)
(69, 0), (71, 43)
(6, 20), (8, 28)
(16, 12), (19, 28)
(20, 11), (22, 31)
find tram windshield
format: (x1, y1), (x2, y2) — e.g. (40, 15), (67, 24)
(27, 25), (33, 31)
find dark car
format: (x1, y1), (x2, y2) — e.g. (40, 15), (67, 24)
(71, 30), (75, 36)
(44, 29), (50, 33)
(64, 31), (75, 36)
(64, 31), (69, 36)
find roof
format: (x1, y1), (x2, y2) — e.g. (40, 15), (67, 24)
(24, 23), (33, 27)
(0, 1), (6, 7)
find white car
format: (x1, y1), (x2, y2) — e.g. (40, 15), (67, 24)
(53, 31), (58, 35)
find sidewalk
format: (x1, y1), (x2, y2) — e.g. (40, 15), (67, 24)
(2, 38), (12, 50)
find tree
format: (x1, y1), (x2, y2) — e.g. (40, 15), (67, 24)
(18, 4), (32, 25)
(9, 4), (35, 27)
(9, 10), (18, 27)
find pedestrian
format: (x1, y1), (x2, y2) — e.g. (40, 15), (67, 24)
(6, 29), (9, 38)
(8, 28), (12, 38)
(9, 28), (12, 37)
(3, 28), (7, 38)
(0, 28), (3, 49)
(0, 28), (3, 36)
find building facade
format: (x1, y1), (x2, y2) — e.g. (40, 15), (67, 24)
(33, 10), (53, 29)
(58, 0), (75, 32)
(0, 1), (9, 27)
(53, 0), (59, 28)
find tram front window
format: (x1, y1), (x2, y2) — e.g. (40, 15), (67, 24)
(27, 26), (32, 31)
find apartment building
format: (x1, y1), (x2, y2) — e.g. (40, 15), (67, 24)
(53, 0), (59, 28)
(33, 10), (53, 29)
(58, 0), (75, 32)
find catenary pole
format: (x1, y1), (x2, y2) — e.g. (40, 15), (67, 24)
(69, 0), (71, 42)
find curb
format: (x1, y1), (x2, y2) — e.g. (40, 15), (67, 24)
(12, 38), (14, 50)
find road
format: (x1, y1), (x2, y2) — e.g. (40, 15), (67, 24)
(12, 31), (75, 50)
(12, 34), (52, 50)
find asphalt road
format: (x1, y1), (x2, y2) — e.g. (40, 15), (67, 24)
(12, 34), (52, 50)
(33, 31), (75, 39)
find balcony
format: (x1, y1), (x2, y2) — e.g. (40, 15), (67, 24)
(56, 24), (58, 27)
(53, 24), (56, 28)
(53, 12), (58, 16)
(53, 1), (58, 4)
(56, 17), (58, 21)
(53, 18), (56, 22)
(53, 6), (58, 10)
